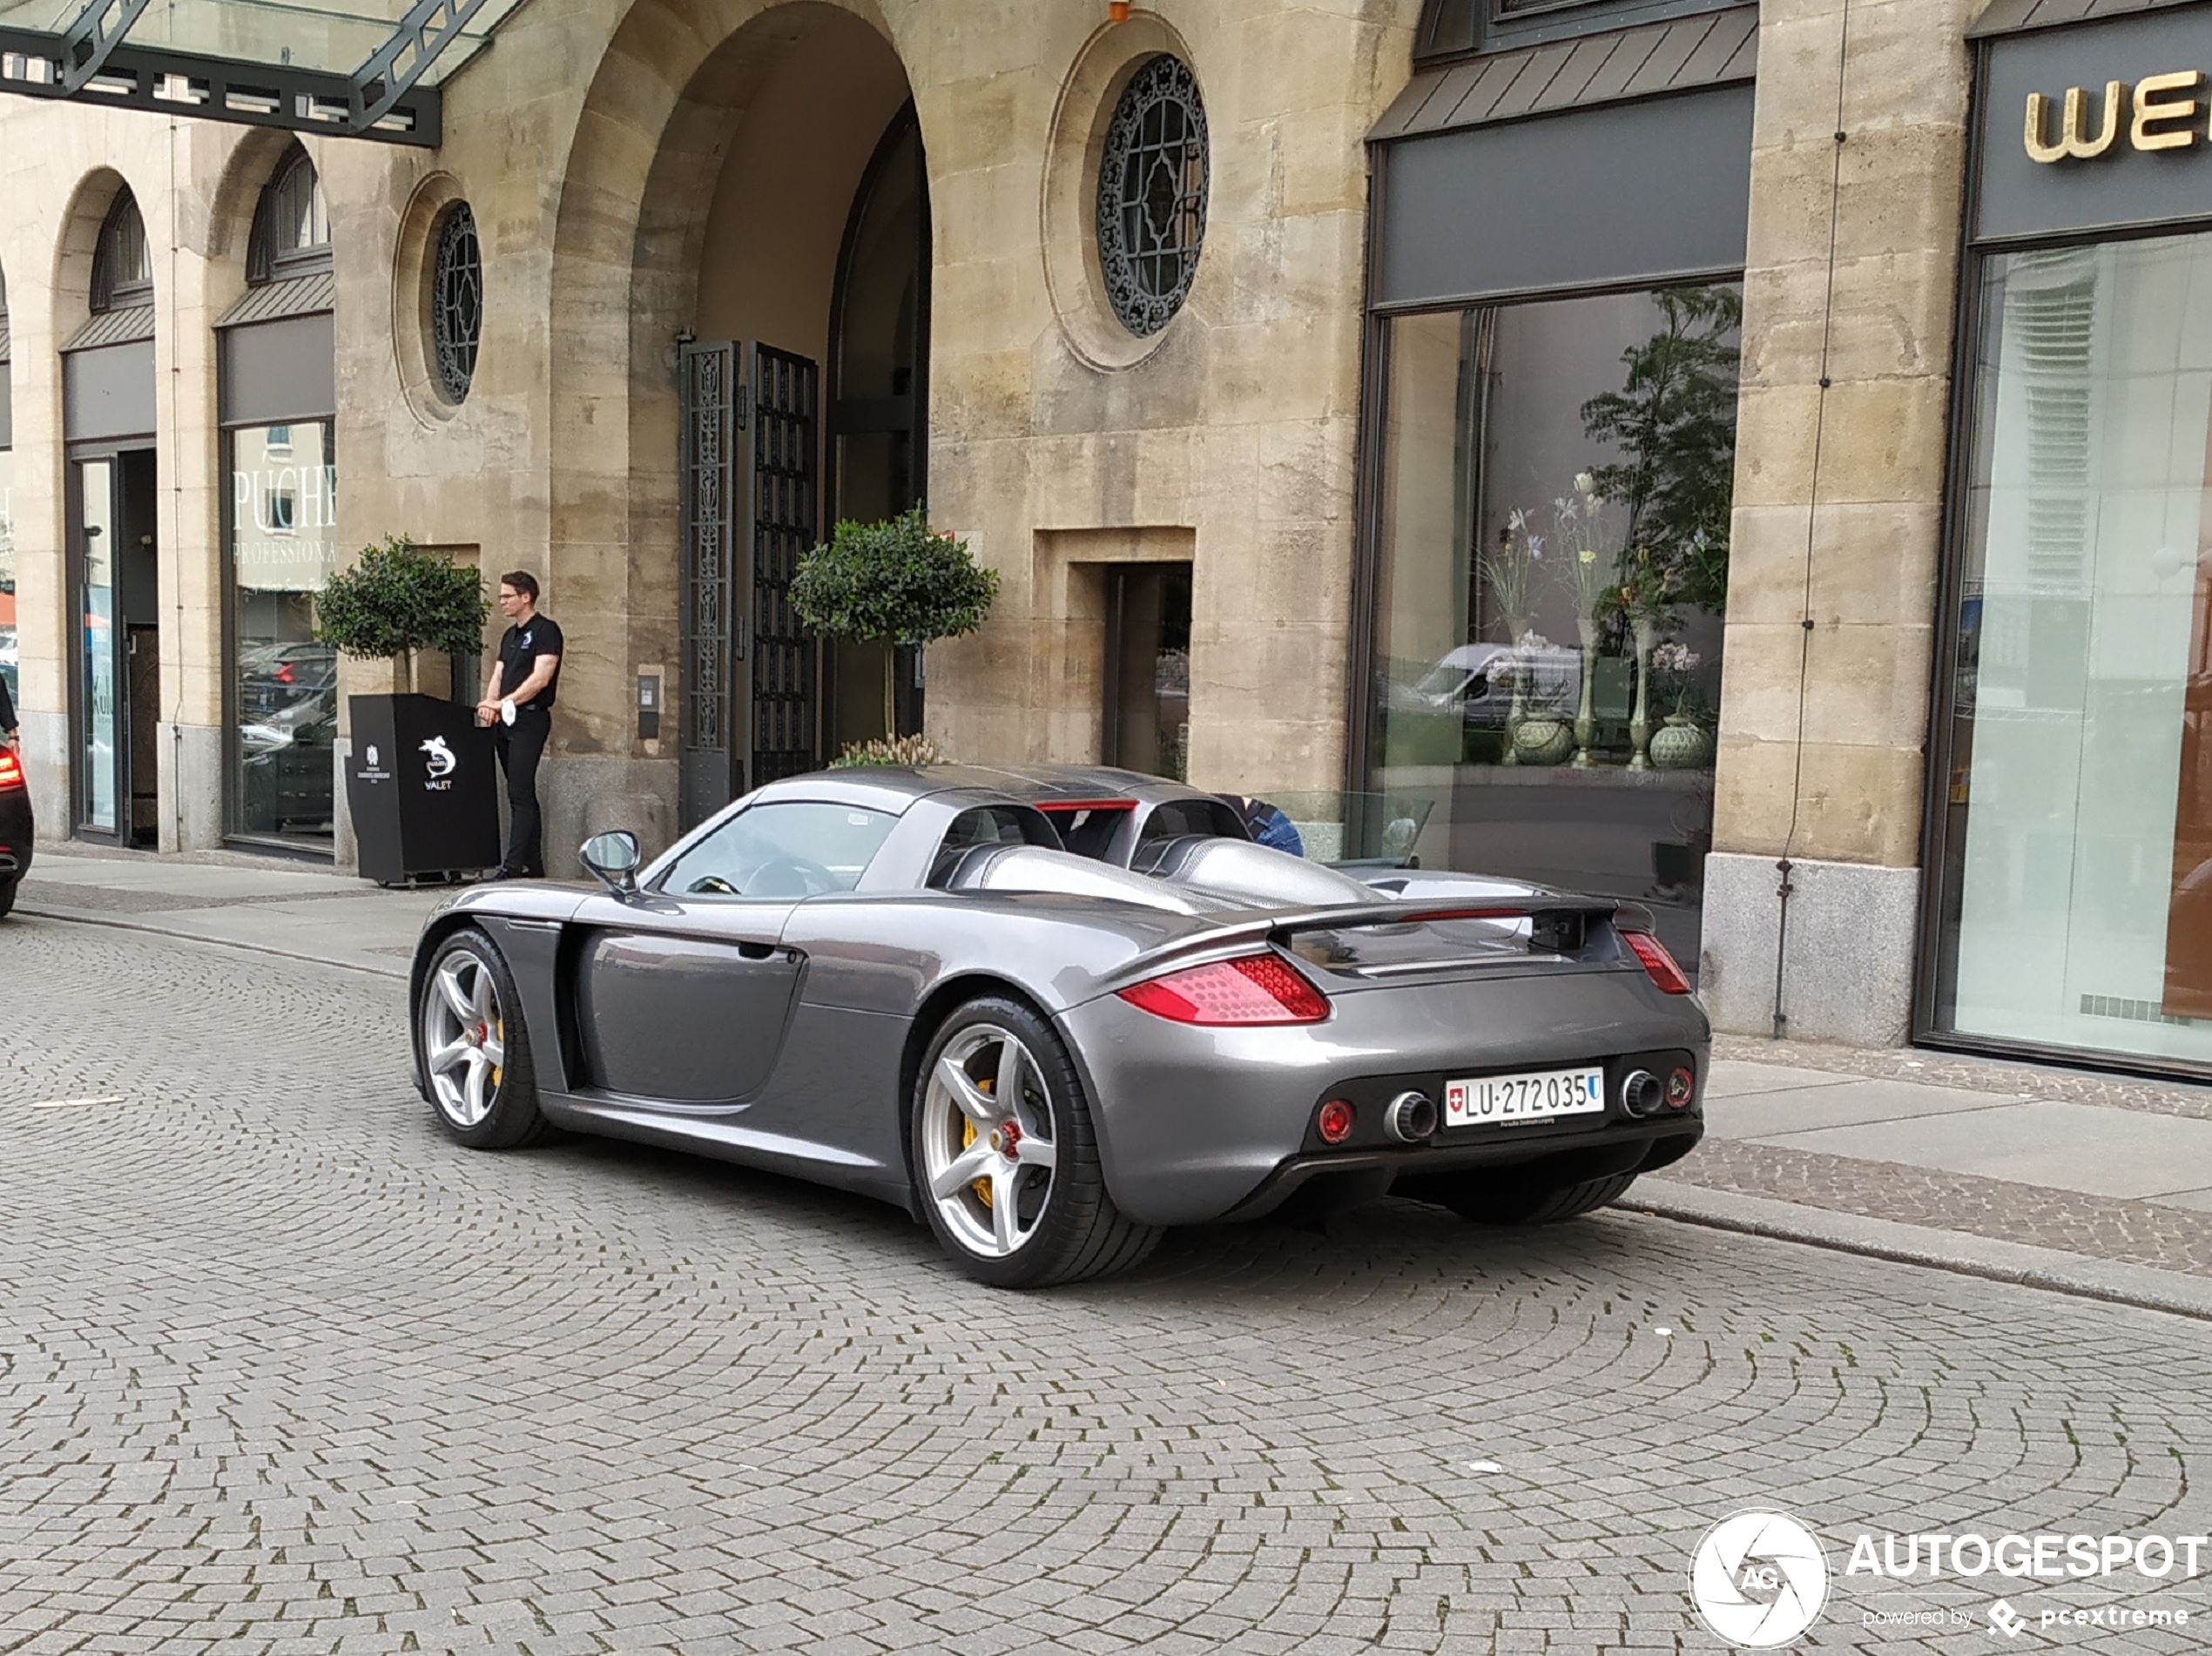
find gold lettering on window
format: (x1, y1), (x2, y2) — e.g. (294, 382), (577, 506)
(2133, 70), (2203, 151)
(2025, 81), (2128, 163)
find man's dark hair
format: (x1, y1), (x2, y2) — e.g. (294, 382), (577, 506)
(500, 570), (540, 602)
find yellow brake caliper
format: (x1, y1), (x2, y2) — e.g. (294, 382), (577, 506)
(967, 1075), (994, 1207)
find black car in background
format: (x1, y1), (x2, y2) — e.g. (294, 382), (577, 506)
(0, 743), (33, 919)
(239, 642), (338, 717)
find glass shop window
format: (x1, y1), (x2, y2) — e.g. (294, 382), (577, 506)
(231, 421), (338, 844)
(1365, 285), (1741, 975)
(1933, 232), (2212, 1072)
(0, 447), (15, 713)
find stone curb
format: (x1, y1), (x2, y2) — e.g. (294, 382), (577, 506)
(10, 900), (411, 982)
(1633, 1179), (2212, 1324)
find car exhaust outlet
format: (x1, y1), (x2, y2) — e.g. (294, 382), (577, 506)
(1384, 1091), (1438, 1143)
(1620, 1069), (1663, 1117)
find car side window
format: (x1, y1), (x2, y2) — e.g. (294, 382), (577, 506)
(1137, 798), (1244, 852)
(659, 802), (898, 899)
(928, 806), (1054, 887)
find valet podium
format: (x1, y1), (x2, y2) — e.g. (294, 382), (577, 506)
(347, 694), (502, 885)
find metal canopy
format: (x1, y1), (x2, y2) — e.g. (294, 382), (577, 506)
(0, 0), (532, 144)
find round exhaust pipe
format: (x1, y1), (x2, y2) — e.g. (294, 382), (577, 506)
(1384, 1091), (1439, 1143)
(1620, 1069), (1664, 1117)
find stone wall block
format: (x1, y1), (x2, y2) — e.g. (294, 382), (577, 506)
(1811, 374), (1952, 507)
(1730, 381), (1825, 509)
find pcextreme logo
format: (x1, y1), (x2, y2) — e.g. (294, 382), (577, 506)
(1689, 1510), (1830, 1648)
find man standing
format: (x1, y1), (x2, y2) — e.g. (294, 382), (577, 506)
(476, 571), (562, 878)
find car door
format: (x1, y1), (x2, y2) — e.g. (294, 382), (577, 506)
(570, 799), (900, 1107)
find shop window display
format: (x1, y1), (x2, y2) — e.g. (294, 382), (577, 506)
(1367, 285), (1738, 973)
(1934, 233), (2212, 1070)
(231, 421), (337, 842)
(0, 448), (15, 712)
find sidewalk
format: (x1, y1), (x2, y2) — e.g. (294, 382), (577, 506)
(14, 846), (449, 977)
(16, 846), (2212, 1317)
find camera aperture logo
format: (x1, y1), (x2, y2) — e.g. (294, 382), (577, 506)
(1690, 1510), (1831, 1648)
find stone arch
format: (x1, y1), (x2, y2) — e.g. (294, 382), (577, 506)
(51, 167), (144, 339)
(544, 0), (920, 820)
(205, 128), (307, 266)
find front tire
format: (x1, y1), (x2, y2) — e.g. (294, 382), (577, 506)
(418, 929), (549, 1149)
(913, 995), (1160, 1289)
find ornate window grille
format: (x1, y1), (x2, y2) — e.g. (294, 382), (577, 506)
(91, 190), (152, 313)
(430, 202), (482, 405)
(1096, 54), (1209, 339)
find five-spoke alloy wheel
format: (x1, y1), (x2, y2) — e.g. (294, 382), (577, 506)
(921, 1021), (1062, 1260)
(417, 930), (548, 1148)
(913, 996), (1159, 1289)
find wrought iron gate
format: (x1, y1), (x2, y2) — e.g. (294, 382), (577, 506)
(749, 345), (819, 785)
(678, 339), (741, 829)
(678, 339), (821, 827)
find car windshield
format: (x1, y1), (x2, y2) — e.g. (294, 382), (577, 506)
(658, 802), (898, 898)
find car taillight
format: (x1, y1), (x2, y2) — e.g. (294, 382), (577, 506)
(1118, 953), (1329, 1026)
(0, 751), (22, 791)
(1622, 929), (1692, 995)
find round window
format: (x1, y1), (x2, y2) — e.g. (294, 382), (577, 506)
(429, 202), (482, 405)
(1096, 54), (1209, 339)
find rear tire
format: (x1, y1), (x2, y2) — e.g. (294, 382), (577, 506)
(0, 878), (15, 919)
(1441, 1171), (1640, 1227)
(417, 929), (550, 1149)
(913, 995), (1161, 1289)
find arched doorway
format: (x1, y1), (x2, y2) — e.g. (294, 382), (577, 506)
(826, 104), (929, 751)
(63, 185), (160, 845)
(549, 0), (928, 838)
(665, 3), (920, 822)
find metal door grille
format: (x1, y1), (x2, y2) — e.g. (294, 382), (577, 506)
(678, 339), (739, 826)
(750, 343), (819, 783)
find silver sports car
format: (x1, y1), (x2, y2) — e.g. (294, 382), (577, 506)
(409, 765), (1707, 1287)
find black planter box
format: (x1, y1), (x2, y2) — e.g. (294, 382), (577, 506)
(347, 694), (501, 885)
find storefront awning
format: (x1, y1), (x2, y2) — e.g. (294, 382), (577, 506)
(1971, 0), (2206, 40)
(1371, 4), (1756, 144)
(0, 0), (533, 145)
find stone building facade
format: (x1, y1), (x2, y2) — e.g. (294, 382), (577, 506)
(4, 0), (2209, 1085)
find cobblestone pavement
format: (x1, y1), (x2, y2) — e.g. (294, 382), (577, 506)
(6, 916), (2212, 1654)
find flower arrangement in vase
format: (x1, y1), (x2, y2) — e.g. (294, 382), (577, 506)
(1480, 515), (1546, 763)
(1649, 641), (1715, 770)
(1606, 542), (1682, 772)
(1553, 475), (1618, 769)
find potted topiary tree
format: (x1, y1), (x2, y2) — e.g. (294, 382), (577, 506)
(788, 504), (999, 762)
(320, 536), (500, 884)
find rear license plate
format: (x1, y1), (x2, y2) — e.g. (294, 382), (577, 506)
(1444, 1066), (1607, 1128)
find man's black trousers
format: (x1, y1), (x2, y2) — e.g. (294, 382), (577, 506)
(492, 708), (550, 877)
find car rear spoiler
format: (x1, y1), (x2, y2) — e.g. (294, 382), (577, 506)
(1096, 894), (1642, 992)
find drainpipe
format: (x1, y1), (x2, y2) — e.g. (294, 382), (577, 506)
(1772, 0), (1853, 1040)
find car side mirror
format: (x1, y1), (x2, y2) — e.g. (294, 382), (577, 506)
(580, 831), (642, 898)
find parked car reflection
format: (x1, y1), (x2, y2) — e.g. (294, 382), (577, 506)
(239, 641), (337, 717)
(240, 697), (335, 835)
(1396, 642), (1581, 727)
